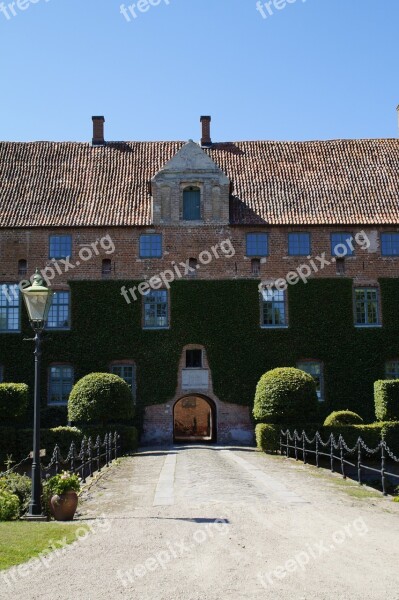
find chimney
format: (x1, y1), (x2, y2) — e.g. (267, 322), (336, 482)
(200, 115), (212, 147)
(92, 116), (105, 146)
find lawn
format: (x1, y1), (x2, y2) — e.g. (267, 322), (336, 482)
(0, 521), (86, 571)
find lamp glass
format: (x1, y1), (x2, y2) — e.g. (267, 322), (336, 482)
(21, 271), (54, 325)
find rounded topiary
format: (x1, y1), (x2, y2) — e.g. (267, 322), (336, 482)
(0, 384), (28, 420)
(68, 373), (134, 426)
(323, 410), (364, 427)
(253, 367), (319, 424)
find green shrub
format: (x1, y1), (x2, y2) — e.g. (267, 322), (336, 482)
(381, 421), (399, 454)
(68, 373), (134, 426)
(0, 384), (28, 421)
(255, 424), (280, 453)
(0, 490), (20, 521)
(322, 423), (383, 450)
(0, 427), (16, 467)
(0, 473), (31, 516)
(374, 380), (399, 422)
(323, 410), (364, 427)
(44, 472), (80, 497)
(253, 367), (319, 424)
(15, 427), (83, 461)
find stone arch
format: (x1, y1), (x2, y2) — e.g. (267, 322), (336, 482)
(173, 394), (217, 443)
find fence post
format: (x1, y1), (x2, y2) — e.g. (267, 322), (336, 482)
(357, 440), (362, 486)
(105, 434), (109, 468)
(286, 431), (290, 459)
(381, 442), (387, 496)
(302, 432), (306, 464)
(339, 436), (346, 479)
(70, 442), (75, 474)
(114, 432), (118, 460)
(294, 431), (298, 461)
(330, 435), (334, 473)
(55, 444), (60, 475)
(88, 437), (93, 479)
(316, 434), (319, 468)
(80, 438), (87, 483)
(96, 436), (101, 473)
(280, 431), (283, 456)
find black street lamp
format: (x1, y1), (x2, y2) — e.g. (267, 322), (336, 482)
(21, 269), (54, 520)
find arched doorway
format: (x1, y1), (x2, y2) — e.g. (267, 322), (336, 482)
(173, 395), (216, 443)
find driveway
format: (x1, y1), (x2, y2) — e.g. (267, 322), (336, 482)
(2, 446), (399, 600)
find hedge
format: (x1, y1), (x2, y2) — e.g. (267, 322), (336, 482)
(68, 373), (134, 426)
(374, 380), (399, 422)
(0, 384), (28, 422)
(323, 411), (364, 427)
(255, 424), (280, 453)
(253, 367), (319, 424)
(1, 278), (399, 428)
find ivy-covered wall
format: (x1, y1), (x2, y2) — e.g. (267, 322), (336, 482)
(1, 278), (398, 426)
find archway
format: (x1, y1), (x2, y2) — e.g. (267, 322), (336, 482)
(173, 395), (216, 443)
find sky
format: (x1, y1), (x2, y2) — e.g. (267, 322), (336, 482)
(0, 0), (398, 143)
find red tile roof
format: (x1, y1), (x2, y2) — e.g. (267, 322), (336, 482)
(0, 139), (398, 227)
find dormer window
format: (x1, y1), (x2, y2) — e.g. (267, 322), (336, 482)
(183, 186), (201, 220)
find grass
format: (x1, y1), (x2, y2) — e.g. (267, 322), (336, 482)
(0, 521), (86, 571)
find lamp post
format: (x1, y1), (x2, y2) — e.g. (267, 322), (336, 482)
(21, 269), (54, 519)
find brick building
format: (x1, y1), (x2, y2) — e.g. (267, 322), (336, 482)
(0, 115), (399, 444)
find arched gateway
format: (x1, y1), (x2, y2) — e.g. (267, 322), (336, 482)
(173, 395), (216, 443)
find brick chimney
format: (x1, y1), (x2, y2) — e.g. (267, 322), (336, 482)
(200, 115), (212, 147)
(92, 116), (105, 146)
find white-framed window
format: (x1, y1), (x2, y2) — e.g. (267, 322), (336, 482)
(47, 291), (70, 330)
(354, 288), (380, 327)
(261, 288), (287, 328)
(0, 284), (20, 332)
(385, 360), (399, 379)
(143, 290), (169, 329)
(48, 365), (74, 405)
(110, 363), (136, 400)
(297, 360), (324, 401)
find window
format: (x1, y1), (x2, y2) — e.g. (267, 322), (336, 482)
(18, 259), (27, 277)
(139, 234), (162, 258)
(385, 361), (399, 379)
(288, 233), (311, 256)
(261, 288), (287, 327)
(354, 288), (380, 326)
(246, 233), (268, 257)
(336, 257), (345, 275)
(49, 235), (72, 260)
(102, 259), (112, 277)
(48, 365), (74, 405)
(110, 364), (136, 398)
(183, 187), (201, 220)
(47, 291), (70, 330)
(0, 284), (20, 332)
(381, 233), (399, 256)
(251, 258), (261, 277)
(331, 233), (354, 257)
(143, 290), (168, 329)
(297, 361), (324, 401)
(0, 365), (3, 383)
(186, 349), (203, 368)
(188, 258), (198, 278)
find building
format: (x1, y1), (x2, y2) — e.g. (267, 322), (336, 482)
(0, 114), (399, 444)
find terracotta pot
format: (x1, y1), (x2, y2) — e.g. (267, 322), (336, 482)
(50, 491), (78, 521)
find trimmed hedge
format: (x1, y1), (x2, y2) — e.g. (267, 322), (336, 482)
(323, 410), (364, 427)
(255, 424), (280, 453)
(0, 384), (28, 421)
(374, 380), (399, 422)
(68, 373), (134, 426)
(15, 426), (83, 460)
(253, 367), (319, 424)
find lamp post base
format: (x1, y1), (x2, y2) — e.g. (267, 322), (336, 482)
(22, 514), (48, 522)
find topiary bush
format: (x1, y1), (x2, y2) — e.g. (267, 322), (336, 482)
(68, 373), (134, 426)
(253, 367), (319, 424)
(255, 424), (280, 453)
(0, 489), (20, 521)
(374, 380), (399, 422)
(0, 384), (28, 421)
(323, 410), (364, 427)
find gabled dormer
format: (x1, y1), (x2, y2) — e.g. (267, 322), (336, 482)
(151, 139), (230, 226)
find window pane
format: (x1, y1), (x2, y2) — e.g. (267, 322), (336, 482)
(143, 290), (168, 328)
(49, 235), (72, 260)
(297, 361), (323, 400)
(386, 361), (399, 379)
(186, 350), (202, 368)
(246, 234), (268, 257)
(49, 366), (73, 404)
(0, 284), (20, 332)
(47, 291), (70, 329)
(331, 233), (354, 257)
(288, 233), (310, 256)
(261, 289), (286, 327)
(110, 364), (136, 397)
(355, 288), (379, 325)
(381, 233), (399, 256)
(139, 235), (162, 258)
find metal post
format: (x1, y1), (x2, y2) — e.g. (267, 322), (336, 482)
(280, 432), (283, 456)
(27, 332), (44, 519)
(302, 433), (306, 464)
(286, 431), (290, 459)
(340, 437), (346, 479)
(294, 432), (298, 461)
(114, 432), (118, 460)
(381, 443), (387, 496)
(357, 442), (362, 485)
(330, 435), (334, 473)
(316, 435), (319, 468)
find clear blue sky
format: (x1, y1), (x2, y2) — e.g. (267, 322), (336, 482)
(0, 0), (398, 142)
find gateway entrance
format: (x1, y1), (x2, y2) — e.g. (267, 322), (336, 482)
(173, 396), (216, 443)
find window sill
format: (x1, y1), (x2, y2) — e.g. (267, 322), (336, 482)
(0, 330), (21, 334)
(260, 325), (289, 330)
(143, 326), (170, 331)
(47, 402), (67, 407)
(354, 324), (382, 328)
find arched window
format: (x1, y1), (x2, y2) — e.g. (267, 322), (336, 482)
(183, 187), (201, 220)
(18, 259), (27, 277)
(102, 258), (112, 276)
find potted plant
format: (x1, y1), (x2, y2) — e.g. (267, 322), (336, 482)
(45, 471), (81, 521)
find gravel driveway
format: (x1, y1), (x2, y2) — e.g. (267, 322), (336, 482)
(2, 446), (399, 600)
